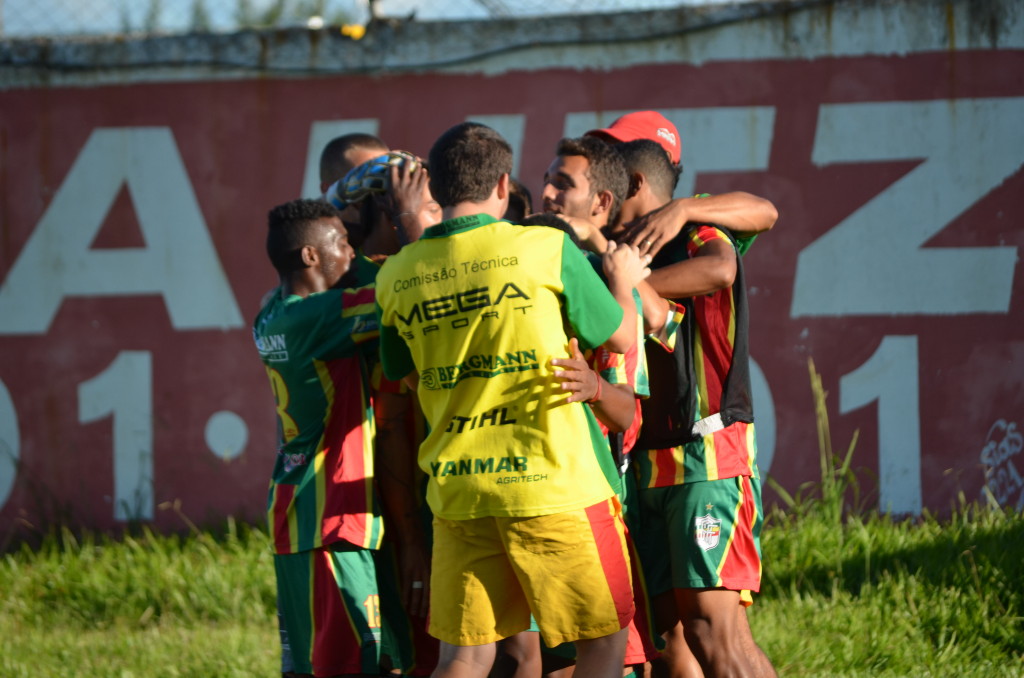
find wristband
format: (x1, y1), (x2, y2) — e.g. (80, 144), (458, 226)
(587, 377), (603, 404)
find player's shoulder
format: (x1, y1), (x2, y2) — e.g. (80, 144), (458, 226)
(340, 283), (377, 310)
(686, 224), (737, 253)
(376, 244), (418, 280)
(286, 288), (346, 321)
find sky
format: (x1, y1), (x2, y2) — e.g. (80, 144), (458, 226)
(1, 0), (721, 38)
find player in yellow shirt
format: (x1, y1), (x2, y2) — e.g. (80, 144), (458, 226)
(376, 122), (648, 678)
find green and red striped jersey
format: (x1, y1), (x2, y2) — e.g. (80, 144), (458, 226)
(253, 284), (384, 554)
(636, 225), (758, 488)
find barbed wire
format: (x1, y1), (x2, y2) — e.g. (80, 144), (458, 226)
(0, 0), (714, 39)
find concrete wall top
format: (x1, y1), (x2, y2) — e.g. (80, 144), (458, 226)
(1, 0), (1022, 90)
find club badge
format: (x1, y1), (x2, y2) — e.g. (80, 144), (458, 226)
(695, 513), (722, 551)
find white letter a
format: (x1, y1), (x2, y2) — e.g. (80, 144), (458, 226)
(0, 128), (243, 335)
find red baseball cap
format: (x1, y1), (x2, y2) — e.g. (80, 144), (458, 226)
(586, 110), (681, 164)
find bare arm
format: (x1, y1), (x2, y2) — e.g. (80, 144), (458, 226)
(363, 162), (438, 257)
(624, 191), (778, 257)
(600, 241), (649, 354)
(386, 162), (441, 245)
(374, 390), (430, 618)
(635, 279), (671, 335)
(646, 237), (737, 300)
(551, 338), (635, 432)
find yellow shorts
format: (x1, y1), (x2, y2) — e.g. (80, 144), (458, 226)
(429, 497), (634, 647)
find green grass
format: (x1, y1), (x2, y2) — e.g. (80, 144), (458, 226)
(744, 359), (1024, 677)
(751, 502), (1024, 677)
(0, 519), (279, 677)
(2, 505), (1021, 677)
(1, 361), (1021, 676)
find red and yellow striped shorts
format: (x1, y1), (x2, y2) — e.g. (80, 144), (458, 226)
(429, 497), (635, 647)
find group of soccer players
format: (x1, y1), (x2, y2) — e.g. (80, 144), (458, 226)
(252, 111), (778, 678)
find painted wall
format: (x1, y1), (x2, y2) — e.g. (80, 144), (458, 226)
(1, 0), (1022, 536)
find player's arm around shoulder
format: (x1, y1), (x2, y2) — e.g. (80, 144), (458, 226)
(646, 232), (737, 300)
(624, 191), (777, 258)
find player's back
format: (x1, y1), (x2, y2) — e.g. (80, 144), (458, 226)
(377, 216), (622, 520)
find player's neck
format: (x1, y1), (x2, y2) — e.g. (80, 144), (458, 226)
(281, 272), (324, 299)
(444, 200), (504, 222)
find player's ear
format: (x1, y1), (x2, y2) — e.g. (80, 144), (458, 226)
(300, 244), (320, 267)
(626, 172), (644, 199)
(593, 189), (615, 217)
(496, 173), (510, 200)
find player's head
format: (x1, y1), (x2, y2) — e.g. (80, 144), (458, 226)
(542, 136), (628, 227)
(428, 122), (513, 208)
(266, 199), (354, 288)
(334, 151), (440, 247)
(319, 133), (389, 232)
(331, 151), (421, 209)
(616, 138), (681, 203)
(586, 110), (681, 167)
(319, 133), (389, 192)
(504, 177), (534, 223)
(324, 150), (417, 248)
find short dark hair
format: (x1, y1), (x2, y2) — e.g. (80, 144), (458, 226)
(319, 133), (388, 186)
(266, 199), (341, 275)
(615, 139), (681, 201)
(504, 177), (534, 222)
(428, 122), (513, 207)
(521, 212), (582, 249)
(555, 136), (629, 225)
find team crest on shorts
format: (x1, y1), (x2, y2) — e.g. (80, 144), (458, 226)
(695, 514), (722, 551)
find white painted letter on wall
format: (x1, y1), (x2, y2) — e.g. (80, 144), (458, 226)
(0, 128), (243, 335)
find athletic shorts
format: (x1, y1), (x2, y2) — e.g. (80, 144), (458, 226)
(636, 475), (762, 596)
(540, 469), (662, 665)
(619, 467), (664, 664)
(539, 525), (662, 665)
(429, 497), (634, 648)
(274, 543), (384, 676)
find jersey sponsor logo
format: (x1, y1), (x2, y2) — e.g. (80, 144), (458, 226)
(280, 451), (309, 474)
(394, 282), (532, 338)
(255, 332), (288, 362)
(421, 350), (539, 389)
(695, 513), (722, 551)
(443, 406), (518, 432)
(429, 455), (528, 477)
(349, 315), (377, 336)
(459, 255), (519, 275)
(497, 474), (549, 485)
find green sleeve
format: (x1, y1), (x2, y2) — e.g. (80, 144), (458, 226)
(558, 233), (623, 351)
(735, 233), (756, 256)
(377, 301), (416, 381)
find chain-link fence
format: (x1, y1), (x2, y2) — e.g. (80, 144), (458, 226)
(1, 0), (718, 39)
